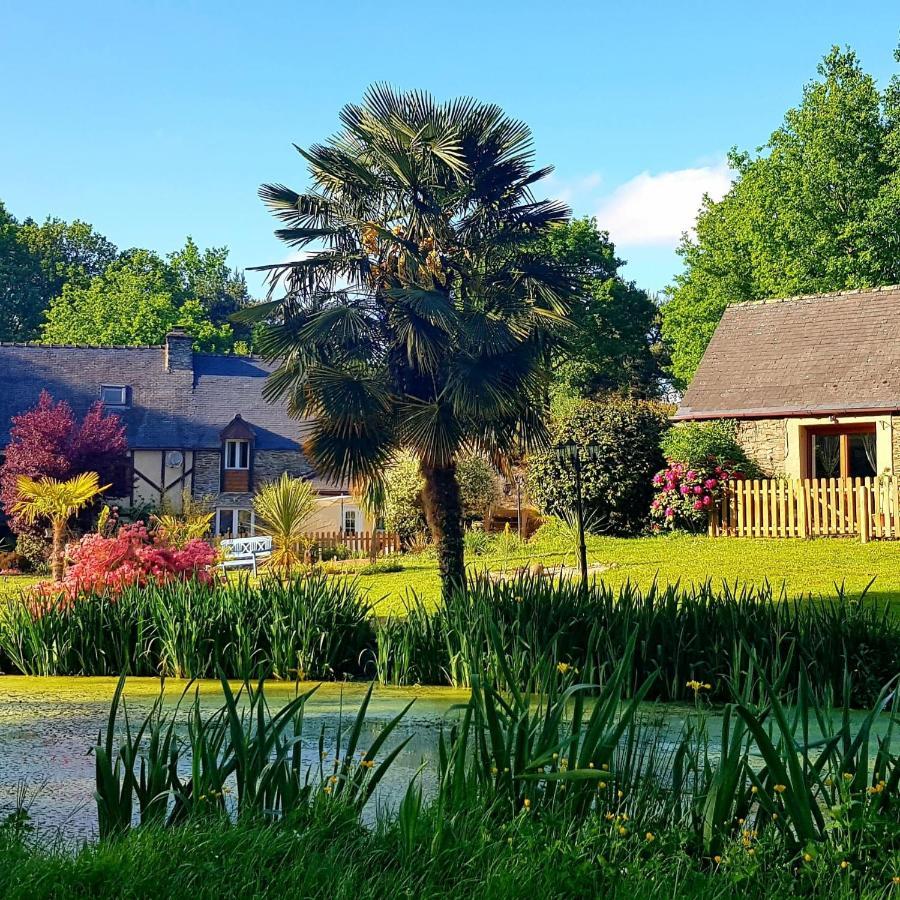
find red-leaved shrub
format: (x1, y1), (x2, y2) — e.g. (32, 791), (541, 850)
(34, 522), (217, 609)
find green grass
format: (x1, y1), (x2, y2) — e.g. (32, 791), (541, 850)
(0, 575), (40, 599)
(355, 533), (900, 615)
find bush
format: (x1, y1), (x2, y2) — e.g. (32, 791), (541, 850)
(463, 528), (490, 557)
(527, 398), (670, 534)
(661, 420), (759, 475)
(456, 456), (500, 522)
(33, 522), (216, 607)
(14, 534), (49, 574)
(649, 462), (742, 532)
(383, 453), (427, 546)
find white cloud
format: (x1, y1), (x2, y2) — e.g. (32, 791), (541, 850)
(593, 162), (733, 247)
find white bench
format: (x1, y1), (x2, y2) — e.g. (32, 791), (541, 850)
(219, 536), (273, 576)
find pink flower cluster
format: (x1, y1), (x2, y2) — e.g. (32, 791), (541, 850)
(650, 462), (741, 531)
(34, 522), (217, 610)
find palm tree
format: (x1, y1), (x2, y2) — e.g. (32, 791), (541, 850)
(248, 87), (578, 599)
(252, 473), (316, 571)
(12, 472), (108, 581)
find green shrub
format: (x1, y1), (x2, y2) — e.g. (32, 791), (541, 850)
(14, 534), (49, 574)
(661, 419), (760, 476)
(463, 528), (490, 557)
(456, 456), (500, 522)
(383, 452), (427, 546)
(527, 398), (670, 534)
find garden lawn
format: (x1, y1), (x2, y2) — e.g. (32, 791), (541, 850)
(355, 533), (900, 616)
(0, 575), (40, 599)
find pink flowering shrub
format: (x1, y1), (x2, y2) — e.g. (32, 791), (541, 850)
(649, 462), (743, 531)
(34, 522), (216, 608)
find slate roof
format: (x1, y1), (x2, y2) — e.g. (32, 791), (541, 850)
(674, 285), (900, 420)
(0, 343), (307, 451)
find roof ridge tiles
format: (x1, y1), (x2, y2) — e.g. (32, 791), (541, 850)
(730, 284), (900, 308)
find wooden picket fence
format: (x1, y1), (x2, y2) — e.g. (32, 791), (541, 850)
(304, 530), (401, 556)
(708, 477), (900, 543)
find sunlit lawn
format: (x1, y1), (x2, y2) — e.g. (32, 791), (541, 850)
(355, 533), (900, 616)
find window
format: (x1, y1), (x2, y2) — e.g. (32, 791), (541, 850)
(343, 509), (357, 535)
(224, 439), (250, 470)
(100, 385), (128, 406)
(808, 425), (878, 479)
(216, 508), (254, 538)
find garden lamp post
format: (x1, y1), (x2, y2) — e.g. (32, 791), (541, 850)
(552, 440), (600, 588)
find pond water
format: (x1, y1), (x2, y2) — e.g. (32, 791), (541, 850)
(0, 677), (896, 841)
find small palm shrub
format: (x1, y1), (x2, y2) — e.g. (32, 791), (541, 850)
(253, 474), (316, 570)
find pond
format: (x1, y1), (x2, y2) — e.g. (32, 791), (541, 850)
(0, 677), (896, 841)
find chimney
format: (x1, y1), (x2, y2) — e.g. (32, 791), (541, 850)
(164, 328), (194, 373)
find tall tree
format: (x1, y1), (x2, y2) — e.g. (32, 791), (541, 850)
(662, 45), (900, 386)
(250, 87), (577, 598)
(0, 202), (49, 341)
(40, 248), (235, 351)
(541, 218), (663, 400)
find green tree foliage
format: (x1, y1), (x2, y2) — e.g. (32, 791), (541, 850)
(527, 398), (670, 534)
(0, 201), (47, 341)
(456, 455), (500, 522)
(40, 243), (242, 352)
(251, 87), (578, 597)
(383, 452), (427, 546)
(662, 46), (900, 386)
(541, 218), (663, 400)
(0, 199), (251, 352)
(661, 420), (760, 475)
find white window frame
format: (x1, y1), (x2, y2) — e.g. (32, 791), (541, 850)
(224, 439), (250, 470)
(215, 508), (255, 538)
(343, 508), (358, 535)
(100, 385), (128, 406)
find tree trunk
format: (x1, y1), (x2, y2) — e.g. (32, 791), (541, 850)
(421, 462), (465, 601)
(51, 519), (66, 582)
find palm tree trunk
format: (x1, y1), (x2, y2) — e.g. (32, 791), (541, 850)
(421, 462), (465, 601)
(51, 518), (66, 582)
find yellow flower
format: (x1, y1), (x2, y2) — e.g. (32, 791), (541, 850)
(557, 662), (571, 675)
(843, 773), (853, 782)
(703, 683), (712, 690)
(618, 826), (628, 836)
(645, 832), (655, 842)
(892, 876), (900, 885)
(747, 849), (755, 856)
(323, 786), (332, 795)
(617, 790), (624, 799)
(772, 813), (778, 820)
(803, 853), (813, 863)
(523, 798), (531, 810)
(588, 762), (595, 769)
(598, 781), (607, 790)
(605, 812), (615, 821)
(329, 776), (338, 784)
(773, 784), (786, 794)
(713, 855), (722, 865)
(840, 861), (849, 870)
(750, 786), (758, 794)
(601, 763), (609, 771)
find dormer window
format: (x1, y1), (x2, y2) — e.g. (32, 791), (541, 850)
(224, 439), (250, 470)
(100, 385), (129, 407)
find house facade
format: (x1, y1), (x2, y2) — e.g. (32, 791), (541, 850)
(0, 329), (370, 538)
(674, 286), (900, 480)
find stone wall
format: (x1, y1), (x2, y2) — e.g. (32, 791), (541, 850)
(733, 418), (787, 476)
(191, 448), (315, 508)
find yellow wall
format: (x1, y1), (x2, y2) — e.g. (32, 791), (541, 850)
(783, 415), (894, 479)
(305, 495), (372, 534)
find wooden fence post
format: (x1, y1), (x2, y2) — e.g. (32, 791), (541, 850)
(858, 483), (870, 544)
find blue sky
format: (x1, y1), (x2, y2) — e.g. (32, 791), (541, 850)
(2, 1), (897, 297)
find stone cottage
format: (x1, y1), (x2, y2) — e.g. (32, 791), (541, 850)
(674, 285), (900, 479)
(0, 329), (370, 537)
